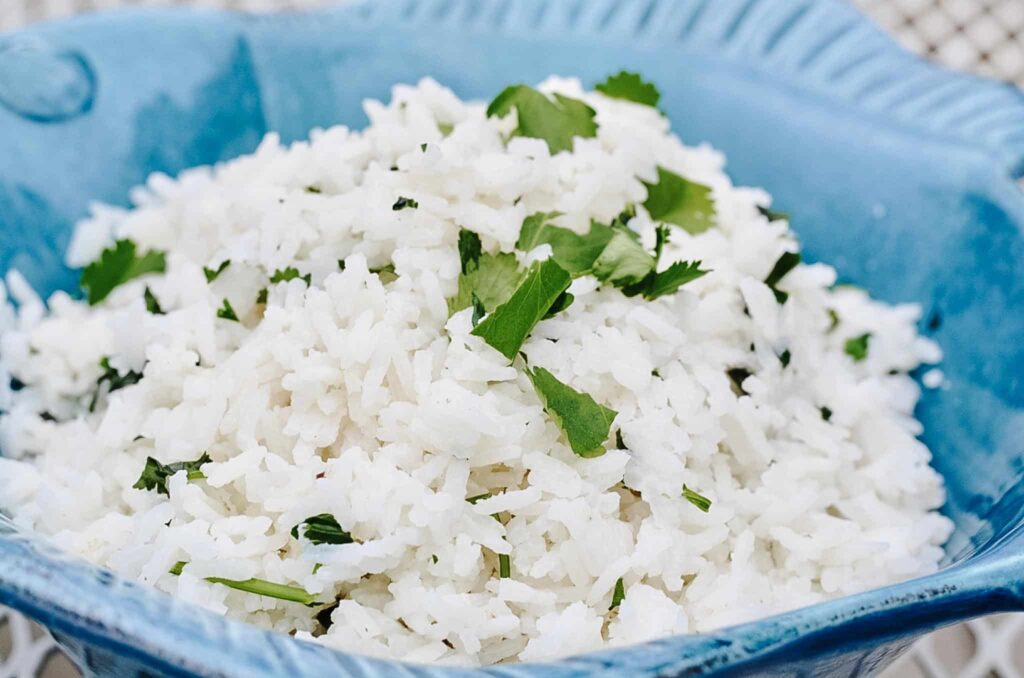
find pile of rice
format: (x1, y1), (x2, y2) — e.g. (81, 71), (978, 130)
(0, 77), (953, 665)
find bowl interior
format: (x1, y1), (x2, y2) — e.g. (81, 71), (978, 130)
(2, 0), (1024, 674)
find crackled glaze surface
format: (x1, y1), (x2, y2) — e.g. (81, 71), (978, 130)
(1, 1), (1024, 676)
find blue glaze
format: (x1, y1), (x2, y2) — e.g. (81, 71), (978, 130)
(1, 0), (1024, 675)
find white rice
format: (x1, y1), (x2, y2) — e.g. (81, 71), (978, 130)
(0, 77), (953, 665)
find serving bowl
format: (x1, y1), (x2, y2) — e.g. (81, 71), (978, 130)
(2, 0), (1024, 675)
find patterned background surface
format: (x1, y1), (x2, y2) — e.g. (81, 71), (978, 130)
(0, 1), (1022, 677)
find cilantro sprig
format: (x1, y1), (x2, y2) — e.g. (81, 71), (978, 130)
(610, 577), (626, 610)
(595, 71), (660, 108)
(471, 259), (572, 360)
(526, 366), (618, 458)
(203, 260), (230, 283)
(643, 167), (716, 235)
(80, 239), (166, 305)
(291, 514), (354, 546)
(133, 453), (211, 497)
(487, 85), (598, 154)
(89, 357), (143, 412)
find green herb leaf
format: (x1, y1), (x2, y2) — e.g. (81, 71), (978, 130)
(764, 251), (801, 304)
(471, 292), (486, 326)
(682, 484), (712, 512)
(143, 286), (164, 315)
(592, 230), (656, 288)
(290, 514), (354, 546)
(471, 259), (572, 360)
(89, 357), (143, 412)
(820, 406), (833, 422)
(727, 367), (752, 396)
(133, 453), (211, 497)
(392, 196), (418, 211)
(486, 85), (598, 155)
(80, 239), (167, 305)
(437, 122), (454, 137)
(779, 349), (792, 367)
(643, 167), (716, 235)
(654, 224), (670, 261)
(643, 260), (708, 300)
(595, 71), (660, 108)
(305, 185), (322, 194)
(370, 263), (398, 284)
(458, 229), (482, 275)
(216, 298), (239, 322)
(543, 291), (574, 320)
(498, 552), (511, 578)
(467, 493), (492, 504)
(256, 288), (268, 305)
(170, 561), (186, 576)
(169, 561), (319, 606)
(610, 577), (626, 609)
(526, 366), (618, 458)
(203, 260), (230, 283)
(516, 212), (614, 276)
(448, 253), (525, 317)
(844, 333), (871, 362)
(270, 267), (312, 286)
(758, 205), (789, 222)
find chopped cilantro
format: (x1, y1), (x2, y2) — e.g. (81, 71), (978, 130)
(486, 85), (598, 154)
(827, 308), (840, 331)
(643, 167), (716, 235)
(392, 196), (418, 210)
(758, 205), (789, 222)
(420, 143), (428, 152)
(448, 252), (525, 317)
(643, 260), (708, 300)
(820, 406), (833, 422)
(89, 357), (143, 412)
(216, 298), (239, 322)
(592, 230), (655, 289)
(306, 185), (322, 194)
(133, 453), (211, 496)
(526, 366), (617, 458)
(516, 212), (614, 276)
(291, 514), (354, 546)
(458, 229), (482, 275)
(256, 288), (268, 304)
(654, 224), (670, 261)
(682, 484), (712, 512)
(203, 260), (230, 283)
(764, 251), (801, 304)
(169, 562), (319, 606)
(471, 259), (572, 360)
(466, 493), (492, 504)
(371, 264), (398, 284)
(498, 553), (511, 578)
(610, 577), (626, 609)
(270, 267), (312, 286)
(595, 71), (660, 108)
(80, 239), (167, 305)
(143, 286), (164, 315)
(844, 333), (871, 362)
(615, 429), (627, 450)
(779, 349), (792, 367)
(437, 121), (454, 137)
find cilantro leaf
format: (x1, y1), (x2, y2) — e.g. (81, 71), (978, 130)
(466, 493), (492, 504)
(644, 260), (708, 300)
(595, 71), (660, 108)
(498, 553), (511, 579)
(270, 267), (312, 286)
(133, 452), (211, 496)
(682, 484), (712, 512)
(458, 229), (482, 274)
(516, 212), (614, 275)
(89, 357), (143, 412)
(291, 514), (354, 546)
(80, 239), (167, 305)
(203, 260), (230, 283)
(764, 251), (801, 304)
(471, 292), (486, 326)
(392, 196), (418, 210)
(437, 121), (454, 137)
(256, 288), (268, 304)
(543, 291), (574, 319)
(610, 577), (626, 610)
(471, 259), (572, 360)
(169, 562), (320, 606)
(144, 286), (164, 315)
(486, 85), (598, 155)
(592, 230), (655, 288)
(779, 349), (792, 367)
(526, 365), (618, 457)
(448, 252), (525, 316)
(643, 167), (716, 234)
(820, 406), (833, 421)
(306, 185), (322, 194)
(216, 298), (239, 322)
(370, 263), (398, 284)
(758, 205), (789, 222)
(844, 333), (871, 362)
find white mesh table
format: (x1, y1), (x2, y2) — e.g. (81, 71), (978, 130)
(0, 1), (1022, 677)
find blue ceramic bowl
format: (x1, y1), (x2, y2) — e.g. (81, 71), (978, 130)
(2, 1), (1024, 676)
